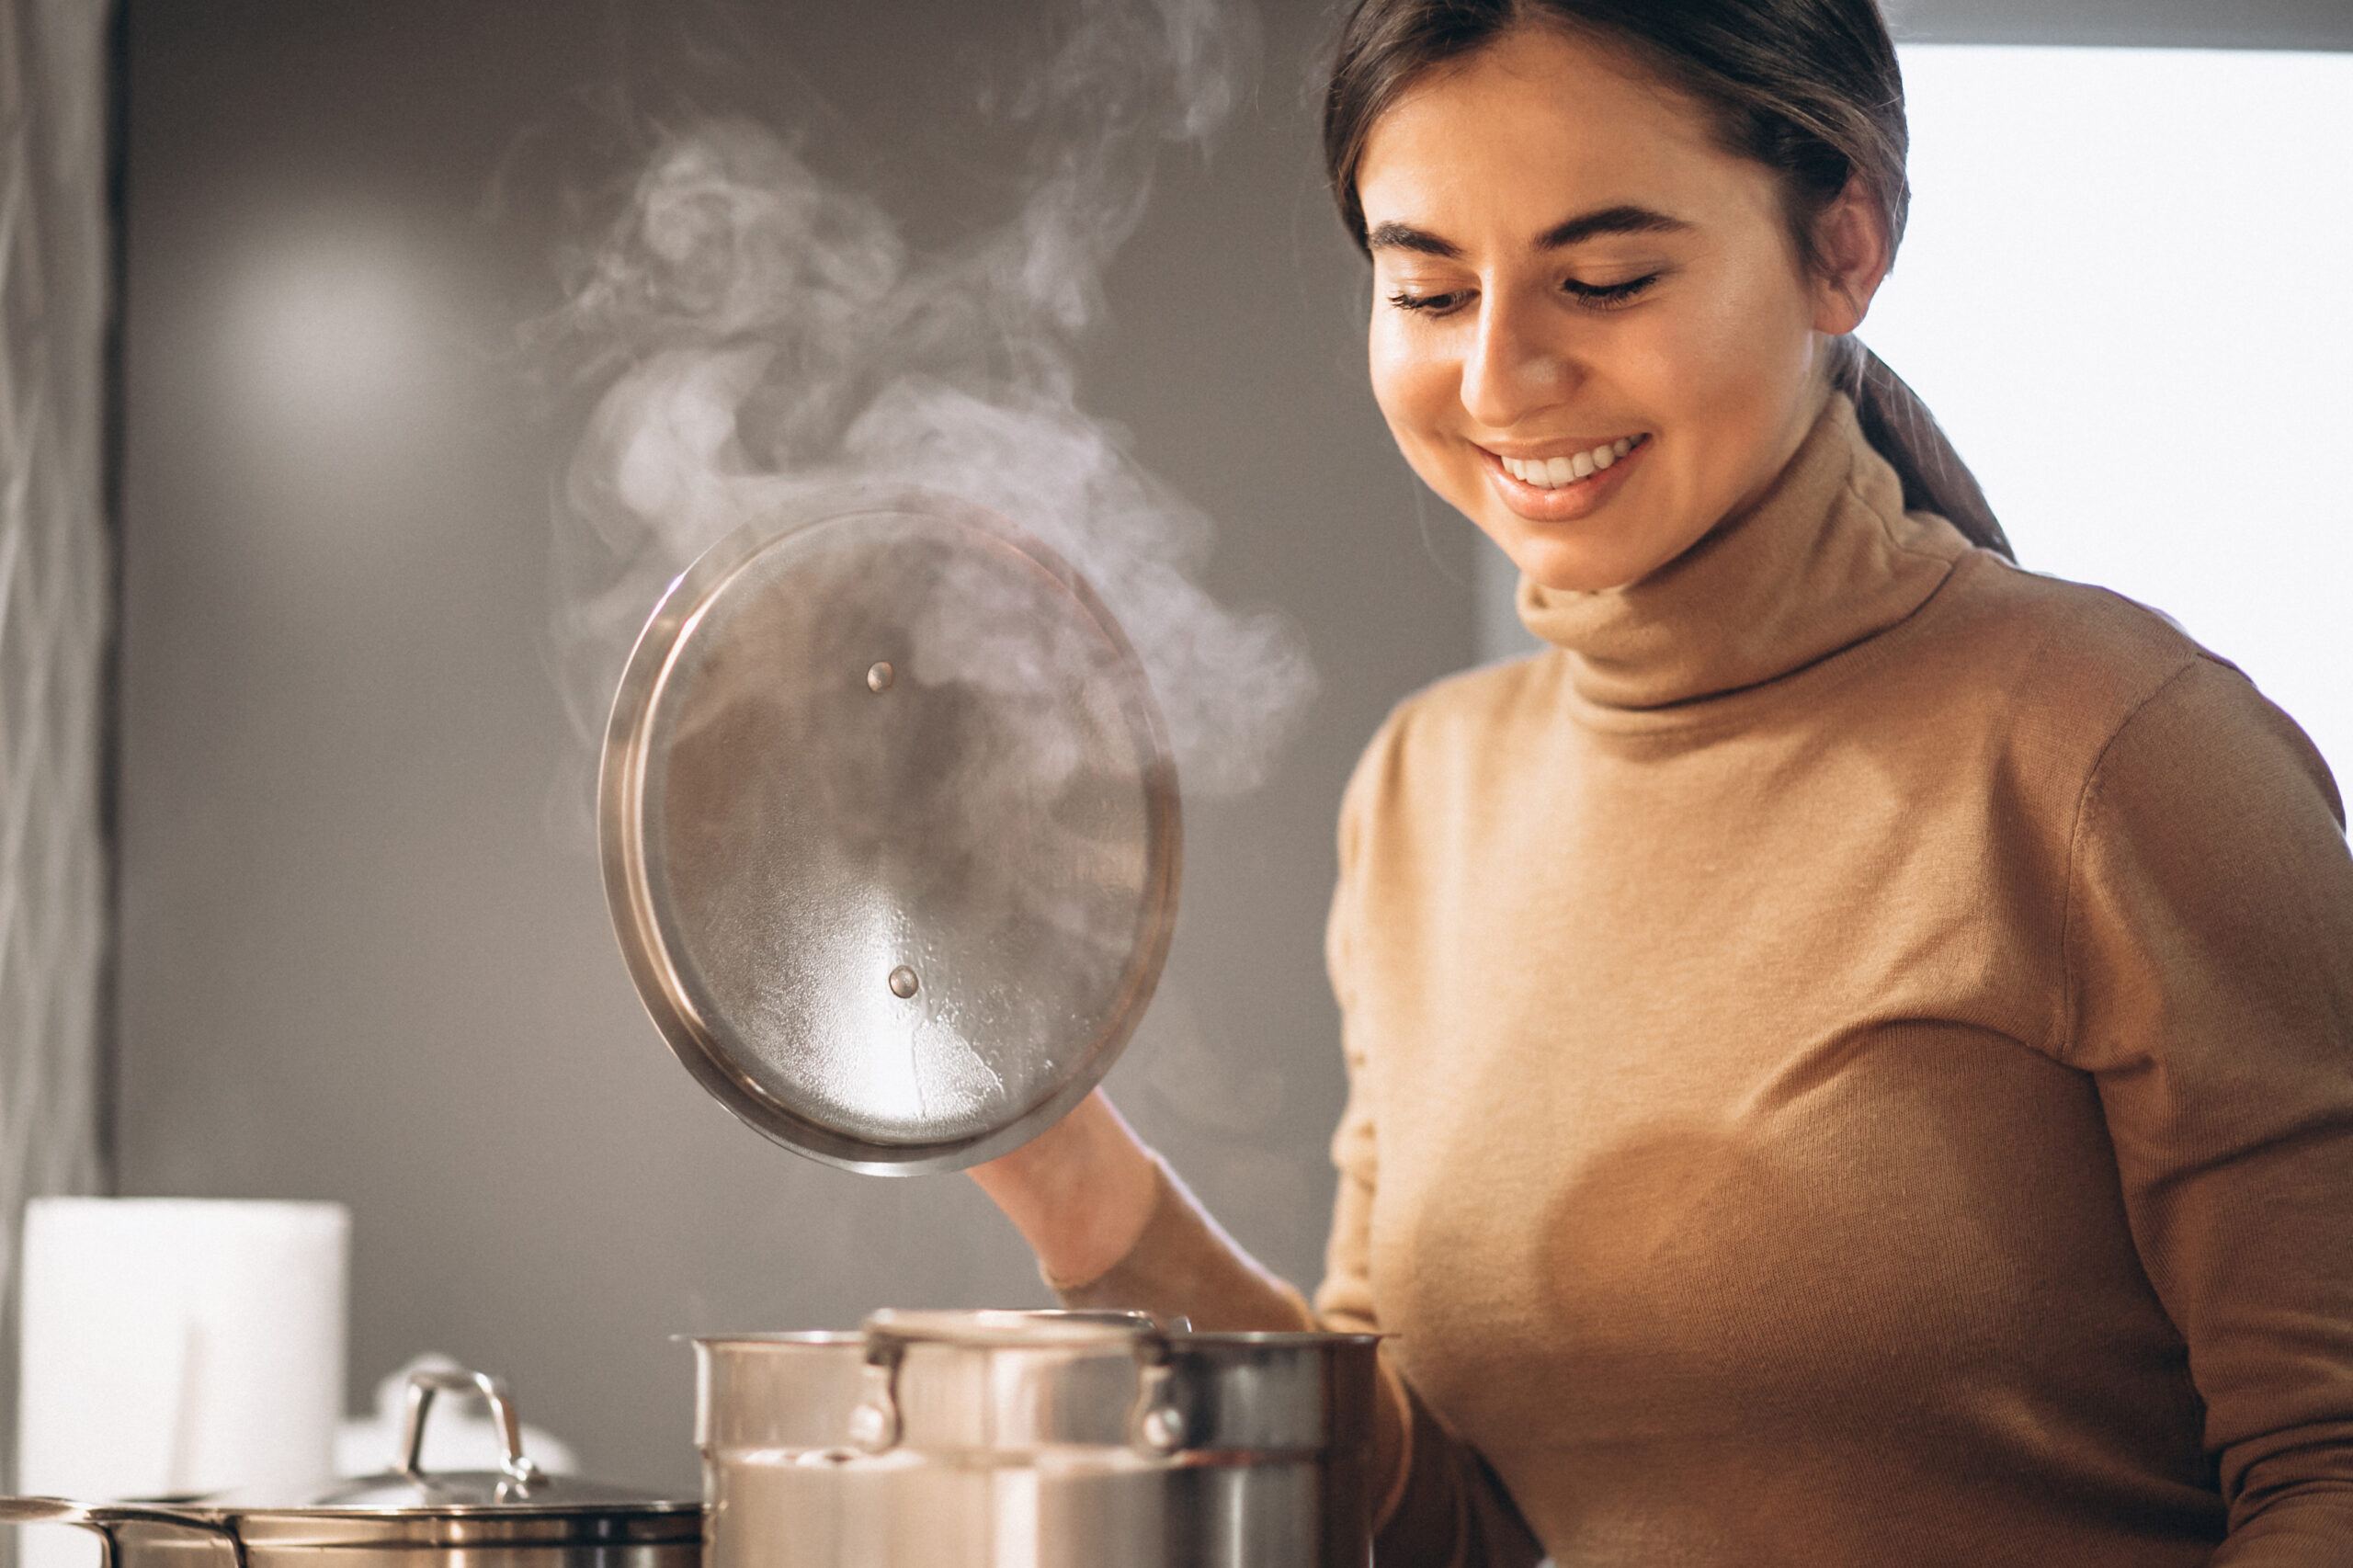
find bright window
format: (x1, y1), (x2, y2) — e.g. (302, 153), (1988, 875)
(1870, 44), (2353, 783)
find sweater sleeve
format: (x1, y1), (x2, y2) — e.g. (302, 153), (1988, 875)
(1315, 1062), (1546, 1568)
(1310, 728), (1547, 1568)
(2063, 655), (2353, 1562)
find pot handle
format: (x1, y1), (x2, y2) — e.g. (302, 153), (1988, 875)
(1124, 1335), (1186, 1459)
(847, 1310), (1187, 1460)
(400, 1369), (544, 1486)
(845, 1341), (904, 1455)
(0, 1497), (246, 1568)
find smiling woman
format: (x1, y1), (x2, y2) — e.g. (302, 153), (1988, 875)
(1339, 13), (2004, 597)
(1353, 30), (1848, 592)
(968, 2), (2353, 1564)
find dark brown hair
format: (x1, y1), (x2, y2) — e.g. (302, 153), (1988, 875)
(1321, 0), (2011, 558)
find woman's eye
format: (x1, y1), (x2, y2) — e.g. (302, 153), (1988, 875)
(1386, 289), (1471, 316)
(1563, 274), (1659, 309)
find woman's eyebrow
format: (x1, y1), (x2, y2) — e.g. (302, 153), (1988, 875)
(1366, 205), (1691, 259)
(1535, 205), (1690, 250)
(1366, 221), (1461, 257)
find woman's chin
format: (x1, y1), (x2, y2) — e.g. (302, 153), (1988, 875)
(1491, 528), (1662, 596)
(1464, 457), (1699, 594)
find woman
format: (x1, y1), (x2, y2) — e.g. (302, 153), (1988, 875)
(977, 1), (2353, 1562)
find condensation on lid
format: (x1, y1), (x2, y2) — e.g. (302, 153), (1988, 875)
(600, 488), (1180, 1175)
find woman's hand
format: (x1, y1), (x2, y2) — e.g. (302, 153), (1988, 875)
(970, 1089), (1161, 1289)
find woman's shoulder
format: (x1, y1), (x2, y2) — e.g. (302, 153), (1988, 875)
(1332, 653), (1569, 847)
(1337, 547), (2339, 835)
(1930, 550), (2206, 705)
(1928, 551), (2246, 718)
(1348, 651), (1559, 769)
(1917, 548), (2341, 818)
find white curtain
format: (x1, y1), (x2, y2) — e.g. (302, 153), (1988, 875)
(0, 0), (114, 1506)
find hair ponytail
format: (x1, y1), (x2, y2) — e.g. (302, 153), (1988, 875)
(1832, 336), (2011, 558)
(1323, 0), (2013, 561)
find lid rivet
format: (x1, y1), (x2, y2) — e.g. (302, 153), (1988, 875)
(866, 661), (895, 693)
(888, 965), (920, 999)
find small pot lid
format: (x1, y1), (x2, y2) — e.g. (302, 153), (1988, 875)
(236, 1369), (695, 1520)
(598, 487), (1181, 1174)
(276, 1468), (684, 1515)
(0, 1371), (699, 1548)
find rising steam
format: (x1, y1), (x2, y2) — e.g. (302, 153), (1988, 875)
(537, 0), (1312, 835)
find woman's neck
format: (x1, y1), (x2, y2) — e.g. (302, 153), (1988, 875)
(1515, 390), (1973, 713)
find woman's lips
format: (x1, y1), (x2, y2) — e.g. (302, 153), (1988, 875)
(1481, 433), (1649, 521)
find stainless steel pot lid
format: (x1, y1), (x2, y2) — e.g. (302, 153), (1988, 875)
(599, 486), (1180, 1174)
(0, 1369), (700, 1546)
(273, 1370), (689, 1519)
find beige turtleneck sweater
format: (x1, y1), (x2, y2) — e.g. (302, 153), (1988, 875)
(1061, 394), (2353, 1566)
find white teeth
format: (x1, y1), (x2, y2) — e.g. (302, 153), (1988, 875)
(1500, 436), (1644, 489)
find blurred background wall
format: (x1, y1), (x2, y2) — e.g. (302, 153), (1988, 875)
(0, 0), (112, 1499)
(74, 0), (2353, 1498)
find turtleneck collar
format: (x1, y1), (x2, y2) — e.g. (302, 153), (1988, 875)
(1516, 392), (1971, 712)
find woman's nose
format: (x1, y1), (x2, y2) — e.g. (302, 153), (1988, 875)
(1460, 294), (1571, 427)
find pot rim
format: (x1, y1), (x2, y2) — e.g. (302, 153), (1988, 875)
(688, 1329), (1385, 1348)
(0, 1496), (704, 1550)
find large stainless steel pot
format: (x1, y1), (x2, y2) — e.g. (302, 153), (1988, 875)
(696, 1310), (1378, 1567)
(1, 1369), (701, 1568)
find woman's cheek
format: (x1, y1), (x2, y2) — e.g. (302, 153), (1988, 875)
(1366, 321), (1414, 439)
(1370, 332), (1468, 497)
(1641, 289), (1794, 517)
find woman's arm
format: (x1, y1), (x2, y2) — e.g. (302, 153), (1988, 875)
(969, 1080), (1540, 1567)
(2067, 655), (2353, 1564)
(969, 1087), (1317, 1330)
(967, 1089), (1164, 1293)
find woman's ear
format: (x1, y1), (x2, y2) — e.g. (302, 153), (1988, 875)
(1810, 179), (1891, 335)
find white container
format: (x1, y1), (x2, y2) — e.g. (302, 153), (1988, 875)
(16, 1199), (349, 1568)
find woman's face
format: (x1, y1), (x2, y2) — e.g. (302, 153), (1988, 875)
(1357, 26), (1880, 593)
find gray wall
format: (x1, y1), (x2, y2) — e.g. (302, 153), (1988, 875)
(112, 0), (1472, 1491)
(1, 0), (112, 1499)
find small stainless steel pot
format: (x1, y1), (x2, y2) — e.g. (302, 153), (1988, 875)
(1, 1369), (701, 1568)
(696, 1310), (1379, 1567)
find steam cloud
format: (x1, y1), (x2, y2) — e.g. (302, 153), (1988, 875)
(538, 0), (1313, 834)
